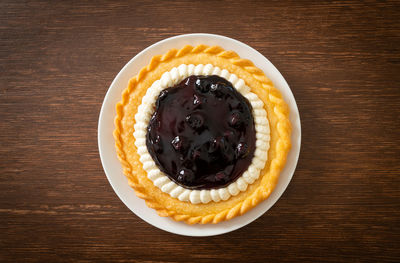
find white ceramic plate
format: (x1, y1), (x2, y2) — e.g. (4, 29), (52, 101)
(98, 33), (301, 236)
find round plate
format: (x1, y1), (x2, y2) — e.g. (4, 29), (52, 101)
(98, 33), (301, 236)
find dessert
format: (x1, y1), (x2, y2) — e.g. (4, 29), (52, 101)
(114, 45), (291, 224)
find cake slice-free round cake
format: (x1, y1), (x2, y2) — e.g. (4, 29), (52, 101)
(114, 45), (291, 224)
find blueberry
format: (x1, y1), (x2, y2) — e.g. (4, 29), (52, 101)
(223, 130), (235, 141)
(215, 171), (229, 182)
(228, 111), (243, 128)
(193, 94), (201, 106)
(149, 115), (159, 129)
(158, 90), (168, 101)
(171, 136), (183, 151)
(208, 138), (220, 153)
(177, 168), (195, 184)
(152, 135), (163, 154)
(210, 83), (218, 91)
(236, 142), (249, 158)
(210, 83), (224, 98)
(190, 149), (201, 161)
(156, 90), (168, 108)
(185, 113), (204, 130)
(182, 160), (197, 173)
(195, 79), (210, 93)
(219, 137), (229, 152)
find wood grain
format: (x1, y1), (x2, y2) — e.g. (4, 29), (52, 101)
(1, 0), (399, 262)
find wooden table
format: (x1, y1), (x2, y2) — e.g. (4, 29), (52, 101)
(1, 1), (399, 262)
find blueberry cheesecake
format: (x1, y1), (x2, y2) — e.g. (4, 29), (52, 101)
(114, 45), (291, 224)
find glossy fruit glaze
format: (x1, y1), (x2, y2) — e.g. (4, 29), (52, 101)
(146, 75), (256, 190)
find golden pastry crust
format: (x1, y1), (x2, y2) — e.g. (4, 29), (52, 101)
(113, 45), (291, 224)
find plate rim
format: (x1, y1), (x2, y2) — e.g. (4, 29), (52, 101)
(98, 33), (301, 236)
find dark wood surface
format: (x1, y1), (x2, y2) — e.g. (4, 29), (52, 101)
(1, 0), (399, 262)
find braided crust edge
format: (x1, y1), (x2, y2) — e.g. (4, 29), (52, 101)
(113, 45), (291, 224)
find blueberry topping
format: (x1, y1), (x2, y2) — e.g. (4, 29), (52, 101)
(152, 135), (163, 154)
(215, 171), (229, 182)
(171, 136), (183, 151)
(177, 121), (185, 133)
(208, 138), (220, 153)
(195, 78), (210, 93)
(223, 130), (235, 141)
(146, 75), (256, 189)
(193, 94), (201, 106)
(224, 164), (234, 175)
(185, 113), (204, 130)
(158, 90), (168, 101)
(156, 90), (168, 108)
(229, 111), (244, 128)
(210, 83), (218, 91)
(236, 142), (249, 158)
(177, 168), (195, 184)
(210, 83), (224, 98)
(190, 149), (201, 160)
